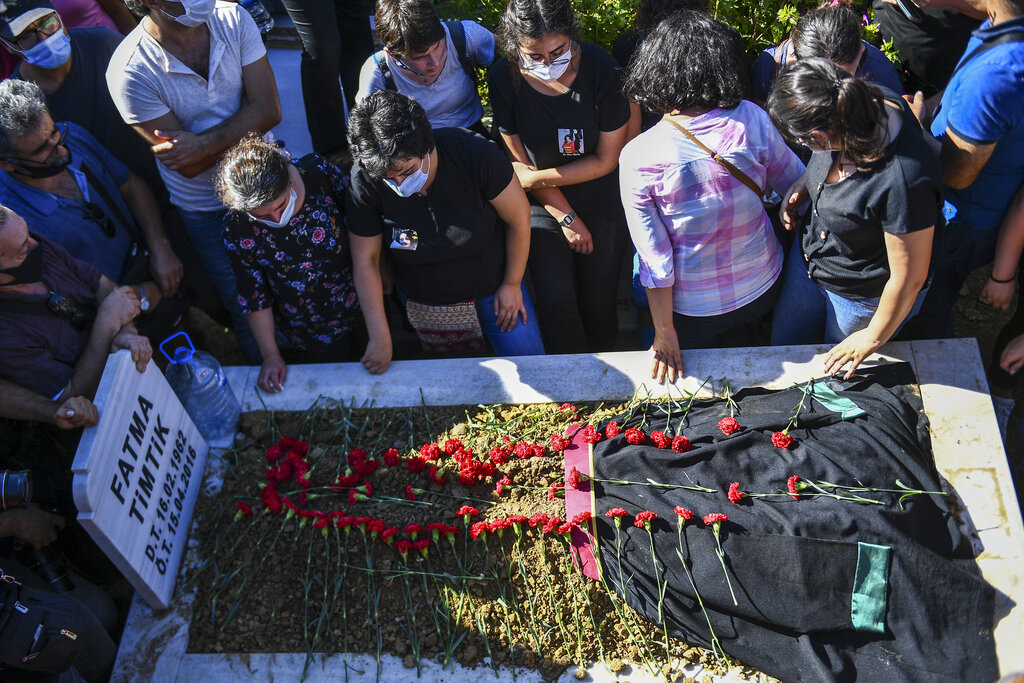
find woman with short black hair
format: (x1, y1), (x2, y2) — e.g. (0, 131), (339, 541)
(488, 0), (636, 354)
(766, 58), (939, 378)
(620, 10), (805, 381)
(346, 91), (543, 374)
(217, 137), (364, 393)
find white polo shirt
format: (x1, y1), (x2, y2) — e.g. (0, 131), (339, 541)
(106, 2), (266, 212)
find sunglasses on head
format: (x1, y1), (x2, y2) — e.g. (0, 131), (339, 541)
(46, 291), (91, 331)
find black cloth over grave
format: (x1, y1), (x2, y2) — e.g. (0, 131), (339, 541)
(590, 363), (999, 682)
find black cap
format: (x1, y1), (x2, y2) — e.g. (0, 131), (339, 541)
(0, 0), (56, 41)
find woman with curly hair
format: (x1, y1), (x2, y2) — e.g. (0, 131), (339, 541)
(766, 58), (939, 378)
(487, 0), (636, 354)
(619, 10), (805, 381)
(217, 137), (365, 393)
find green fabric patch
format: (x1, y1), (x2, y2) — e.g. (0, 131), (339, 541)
(851, 542), (891, 633)
(811, 381), (866, 420)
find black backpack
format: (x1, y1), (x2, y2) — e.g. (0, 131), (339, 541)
(372, 20), (478, 91)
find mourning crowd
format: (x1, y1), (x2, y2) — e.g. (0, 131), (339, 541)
(0, 0), (1021, 677)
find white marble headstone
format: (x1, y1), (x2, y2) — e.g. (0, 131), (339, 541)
(72, 350), (209, 610)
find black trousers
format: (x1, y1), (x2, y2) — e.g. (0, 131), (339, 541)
(279, 0), (375, 156)
(527, 202), (628, 354)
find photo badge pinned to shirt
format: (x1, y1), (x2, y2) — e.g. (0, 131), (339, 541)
(390, 227), (419, 250)
(558, 128), (584, 156)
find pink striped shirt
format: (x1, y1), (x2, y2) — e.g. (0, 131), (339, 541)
(619, 101), (804, 317)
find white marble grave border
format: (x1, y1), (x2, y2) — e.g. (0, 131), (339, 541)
(112, 340), (1024, 681)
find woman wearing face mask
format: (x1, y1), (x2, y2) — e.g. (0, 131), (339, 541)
(216, 136), (365, 393)
(346, 90), (542, 374)
(487, 0), (636, 355)
(766, 58), (940, 379)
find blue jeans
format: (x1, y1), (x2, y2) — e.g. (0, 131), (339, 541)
(475, 283), (545, 356)
(177, 208), (261, 364)
(771, 241), (927, 345)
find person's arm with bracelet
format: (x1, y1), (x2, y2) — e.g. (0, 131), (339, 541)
(248, 308), (286, 392)
(980, 182), (1024, 311)
(131, 57), (282, 178)
(824, 228), (934, 378)
(488, 177), (532, 330)
(118, 173), (183, 297)
(350, 233), (393, 374)
(499, 132), (592, 254)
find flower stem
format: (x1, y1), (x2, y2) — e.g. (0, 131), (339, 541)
(712, 523), (738, 606)
(675, 523), (726, 663)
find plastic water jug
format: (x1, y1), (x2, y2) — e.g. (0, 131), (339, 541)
(160, 332), (241, 441)
(238, 0), (274, 33)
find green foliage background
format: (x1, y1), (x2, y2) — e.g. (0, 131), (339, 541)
(433, 0), (896, 62)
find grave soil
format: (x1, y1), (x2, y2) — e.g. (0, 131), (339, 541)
(182, 401), (771, 682)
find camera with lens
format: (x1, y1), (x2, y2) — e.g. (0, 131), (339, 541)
(0, 470), (74, 592)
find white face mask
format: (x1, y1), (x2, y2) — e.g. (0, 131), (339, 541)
(252, 187), (298, 228)
(521, 44), (572, 81)
(384, 154), (430, 198)
(161, 0), (216, 27)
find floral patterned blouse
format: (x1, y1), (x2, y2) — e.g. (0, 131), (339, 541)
(223, 154), (360, 350)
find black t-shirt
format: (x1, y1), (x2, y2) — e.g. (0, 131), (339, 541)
(487, 42), (631, 218)
(346, 128), (513, 304)
(801, 96), (942, 299)
(14, 28), (166, 200)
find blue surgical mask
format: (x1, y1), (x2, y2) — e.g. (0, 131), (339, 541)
(20, 30), (71, 69)
(384, 154), (430, 198)
(252, 187), (298, 228)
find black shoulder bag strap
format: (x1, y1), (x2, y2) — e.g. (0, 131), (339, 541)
(952, 29), (1024, 75)
(79, 164), (135, 236)
(443, 19), (478, 87)
(373, 49), (396, 92)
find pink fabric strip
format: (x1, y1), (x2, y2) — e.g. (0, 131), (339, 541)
(563, 424), (600, 581)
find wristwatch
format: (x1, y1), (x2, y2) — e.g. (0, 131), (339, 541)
(559, 211), (576, 228)
(137, 285), (151, 312)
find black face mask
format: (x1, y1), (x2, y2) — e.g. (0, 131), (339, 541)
(0, 242), (44, 285)
(7, 147), (73, 179)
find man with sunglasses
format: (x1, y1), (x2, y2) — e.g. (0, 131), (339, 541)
(0, 0), (163, 200)
(0, 79), (185, 337)
(0, 204), (150, 426)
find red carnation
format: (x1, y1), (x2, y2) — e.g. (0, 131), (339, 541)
(380, 527), (397, 543)
(605, 507), (628, 518)
(444, 439), (464, 455)
(718, 417), (741, 435)
(347, 490), (358, 506)
(605, 421), (622, 438)
(571, 511), (592, 527)
(772, 431), (795, 449)
(530, 444), (546, 458)
(236, 501), (253, 517)
(313, 517), (329, 531)
(560, 402), (577, 412)
(495, 475), (512, 495)
(469, 521), (489, 539)
(547, 484), (564, 501)
(382, 448), (400, 467)
(674, 506), (694, 520)
(634, 510), (657, 529)
(394, 540), (411, 555)
(405, 484), (417, 501)
(347, 448), (366, 467)
(428, 466), (447, 485)
(580, 425), (602, 444)
(557, 522), (573, 535)
(727, 482), (744, 504)
(567, 466), (584, 490)
(650, 430), (671, 449)
(404, 523), (422, 538)
(420, 443), (442, 461)
(488, 447), (510, 465)
(266, 445), (284, 464)
(671, 434), (692, 453)
(550, 434), (571, 452)
(512, 442), (530, 459)
(357, 460), (381, 478)
(407, 456), (427, 473)
(624, 427), (646, 445)
(787, 475), (801, 500)
(541, 517), (563, 534)
(529, 513), (549, 527)
(412, 538), (430, 552)
(457, 505), (479, 519)
(703, 513), (728, 526)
